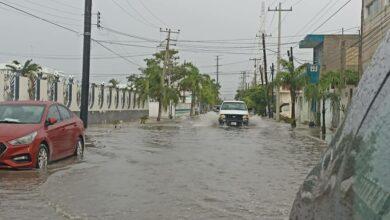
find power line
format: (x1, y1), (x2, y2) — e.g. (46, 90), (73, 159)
(22, 0), (82, 16)
(198, 60), (249, 68)
(136, 0), (167, 26)
(0, 1), (80, 34)
(312, 0), (353, 33)
(92, 39), (142, 67)
(0, 52), (153, 60)
(93, 39), (158, 49)
(110, 0), (158, 29)
(50, 0), (82, 10)
(102, 26), (160, 42)
(294, 0), (339, 35)
(293, 0), (307, 6)
(2, 0), (82, 24)
(0, 1), (142, 67)
(123, 0), (159, 28)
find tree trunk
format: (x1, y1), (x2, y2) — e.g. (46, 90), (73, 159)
(331, 99), (340, 129)
(28, 77), (35, 100)
(291, 90), (296, 128)
(157, 98), (162, 121)
(322, 98), (326, 139)
(190, 91), (195, 116)
(316, 99), (321, 126)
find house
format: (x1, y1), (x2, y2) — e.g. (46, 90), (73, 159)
(296, 34), (360, 127)
(362, 0), (390, 71)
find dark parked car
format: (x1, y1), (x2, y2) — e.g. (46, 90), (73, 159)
(290, 33), (390, 219)
(0, 101), (85, 169)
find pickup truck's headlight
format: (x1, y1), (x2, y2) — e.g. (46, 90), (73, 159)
(243, 115), (249, 120)
(9, 131), (38, 145)
(219, 114), (226, 119)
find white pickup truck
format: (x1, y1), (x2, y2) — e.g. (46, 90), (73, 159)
(218, 101), (249, 126)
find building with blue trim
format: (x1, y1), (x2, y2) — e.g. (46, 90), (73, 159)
(295, 34), (359, 127)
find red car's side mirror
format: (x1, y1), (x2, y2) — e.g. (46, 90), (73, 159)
(47, 117), (58, 125)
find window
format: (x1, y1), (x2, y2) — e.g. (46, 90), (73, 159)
(221, 102), (247, 111)
(0, 105), (45, 124)
(367, 0), (380, 17)
(58, 105), (72, 121)
(47, 105), (61, 122)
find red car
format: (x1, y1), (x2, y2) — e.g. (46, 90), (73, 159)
(0, 101), (85, 169)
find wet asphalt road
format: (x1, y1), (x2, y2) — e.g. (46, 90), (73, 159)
(0, 113), (326, 220)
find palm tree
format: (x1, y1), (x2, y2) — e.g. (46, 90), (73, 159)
(199, 75), (220, 112)
(304, 69), (358, 137)
(6, 60), (42, 100)
(179, 63), (204, 116)
(325, 70), (359, 129)
(304, 79), (329, 137)
(108, 78), (120, 88)
(127, 74), (149, 108)
(275, 59), (307, 127)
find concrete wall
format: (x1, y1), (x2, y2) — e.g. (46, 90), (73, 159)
(149, 101), (176, 118)
(0, 73), (148, 124)
(279, 90), (291, 118)
(0, 74), (5, 101)
(362, 0), (390, 70)
(296, 93), (311, 124)
(346, 47), (359, 71)
(296, 86), (356, 128)
(321, 35), (360, 74)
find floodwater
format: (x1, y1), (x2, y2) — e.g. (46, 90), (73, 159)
(0, 113), (326, 220)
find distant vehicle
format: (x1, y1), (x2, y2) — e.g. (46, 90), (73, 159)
(212, 105), (220, 112)
(218, 101), (249, 126)
(0, 101), (85, 169)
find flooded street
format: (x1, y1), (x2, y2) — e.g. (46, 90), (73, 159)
(0, 113), (326, 220)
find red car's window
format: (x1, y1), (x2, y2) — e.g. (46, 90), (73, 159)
(47, 105), (61, 122)
(58, 105), (72, 121)
(0, 104), (45, 124)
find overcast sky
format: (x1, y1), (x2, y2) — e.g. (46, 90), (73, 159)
(0, 0), (361, 99)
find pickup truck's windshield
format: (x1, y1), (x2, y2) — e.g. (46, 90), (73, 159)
(221, 102), (247, 111)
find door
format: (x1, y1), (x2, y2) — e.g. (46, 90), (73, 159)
(45, 105), (67, 161)
(57, 105), (76, 156)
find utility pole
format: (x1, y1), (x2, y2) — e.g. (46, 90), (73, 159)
(262, 33), (268, 85)
(216, 56), (220, 85)
(268, 2), (292, 121)
(262, 33), (271, 117)
(259, 65), (264, 85)
(160, 28), (180, 119)
(250, 58), (261, 86)
(287, 47), (294, 68)
(80, 0), (92, 128)
(241, 71), (248, 90)
(270, 63), (275, 118)
(245, 71), (248, 90)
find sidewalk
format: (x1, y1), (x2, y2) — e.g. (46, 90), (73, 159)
(294, 123), (335, 144)
(264, 117), (336, 144)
